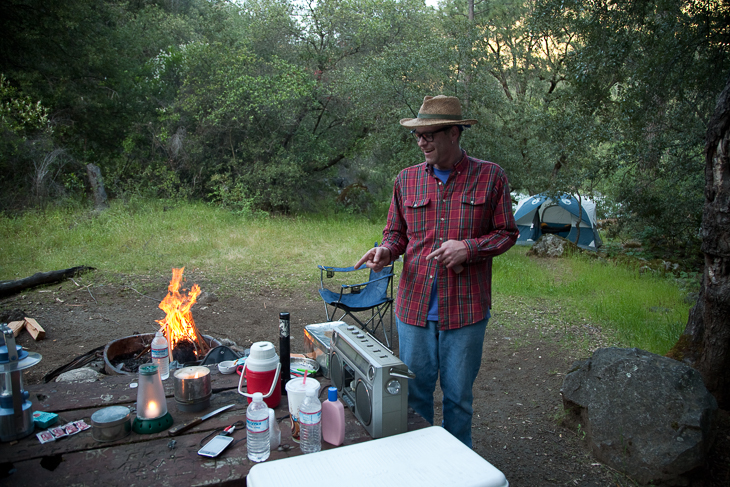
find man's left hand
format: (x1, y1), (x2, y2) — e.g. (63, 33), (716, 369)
(426, 240), (467, 272)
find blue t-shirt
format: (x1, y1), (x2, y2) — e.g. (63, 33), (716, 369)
(427, 167), (451, 321)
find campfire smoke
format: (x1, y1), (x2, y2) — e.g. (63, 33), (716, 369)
(156, 267), (210, 361)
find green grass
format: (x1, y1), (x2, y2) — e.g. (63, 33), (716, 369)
(0, 199), (383, 287)
(1, 199), (692, 355)
(493, 251), (691, 355)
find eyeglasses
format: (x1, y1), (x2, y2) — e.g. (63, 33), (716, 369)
(410, 126), (452, 142)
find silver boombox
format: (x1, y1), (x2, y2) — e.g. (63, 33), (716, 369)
(330, 324), (414, 439)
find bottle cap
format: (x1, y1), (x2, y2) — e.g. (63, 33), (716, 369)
(253, 392), (264, 402)
(305, 388), (316, 397)
(328, 386), (338, 402)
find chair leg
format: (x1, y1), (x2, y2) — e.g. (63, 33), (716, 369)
(323, 301), (332, 321)
(325, 303), (349, 324)
(359, 305), (392, 350)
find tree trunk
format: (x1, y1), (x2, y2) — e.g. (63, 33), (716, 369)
(86, 163), (108, 210)
(670, 76), (730, 409)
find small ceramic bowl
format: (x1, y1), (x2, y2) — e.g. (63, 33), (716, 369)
(217, 360), (237, 374)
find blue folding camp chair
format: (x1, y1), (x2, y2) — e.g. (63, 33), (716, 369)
(317, 260), (395, 349)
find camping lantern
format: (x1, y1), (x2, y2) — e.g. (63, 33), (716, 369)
(0, 324), (42, 442)
(132, 364), (173, 434)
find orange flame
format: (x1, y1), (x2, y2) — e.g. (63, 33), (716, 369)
(156, 267), (204, 355)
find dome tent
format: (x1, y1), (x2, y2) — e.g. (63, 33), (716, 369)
(514, 194), (602, 251)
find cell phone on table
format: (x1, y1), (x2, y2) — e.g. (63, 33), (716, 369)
(198, 435), (235, 457)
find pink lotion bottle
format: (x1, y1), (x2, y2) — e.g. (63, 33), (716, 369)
(321, 386), (345, 446)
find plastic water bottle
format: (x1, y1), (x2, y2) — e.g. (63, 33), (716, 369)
(298, 388), (322, 454)
(268, 408), (281, 450)
(150, 331), (169, 380)
(247, 392), (270, 462)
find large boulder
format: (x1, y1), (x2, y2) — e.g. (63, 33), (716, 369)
(526, 234), (578, 257)
(561, 348), (717, 485)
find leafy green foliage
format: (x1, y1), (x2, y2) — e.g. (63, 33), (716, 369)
(0, 0), (725, 266)
(536, 0), (729, 260)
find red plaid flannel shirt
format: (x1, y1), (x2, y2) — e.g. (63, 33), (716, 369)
(382, 151), (517, 330)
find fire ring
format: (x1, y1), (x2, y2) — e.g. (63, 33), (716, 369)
(103, 333), (222, 376)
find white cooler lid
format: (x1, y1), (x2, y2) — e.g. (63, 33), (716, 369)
(247, 426), (508, 487)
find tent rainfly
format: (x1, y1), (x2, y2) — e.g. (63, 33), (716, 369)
(513, 194), (602, 251)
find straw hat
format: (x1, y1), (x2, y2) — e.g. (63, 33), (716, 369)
(399, 95), (478, 128)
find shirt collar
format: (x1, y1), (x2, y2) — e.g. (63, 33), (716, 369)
(424, 150), (468, 175)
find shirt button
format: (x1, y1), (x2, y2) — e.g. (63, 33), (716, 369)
(471, 200), (474, 204)
(440, 218), (444, 221)
(429, 275), (433, 279)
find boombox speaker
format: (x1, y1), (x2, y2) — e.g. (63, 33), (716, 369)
(330, 324), (414, 439)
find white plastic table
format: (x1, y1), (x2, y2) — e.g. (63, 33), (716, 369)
(247, 426), (509, 487)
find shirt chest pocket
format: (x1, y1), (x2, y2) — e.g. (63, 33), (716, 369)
(404, 197), (431, 232)
(459, 195), (490, 235)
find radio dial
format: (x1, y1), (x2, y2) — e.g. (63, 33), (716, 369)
(368, 365), (375, 381)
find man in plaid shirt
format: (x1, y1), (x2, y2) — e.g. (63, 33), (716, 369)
(355, 95), (517, 447)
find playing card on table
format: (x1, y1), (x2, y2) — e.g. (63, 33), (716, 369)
(74, 420), (91, 431)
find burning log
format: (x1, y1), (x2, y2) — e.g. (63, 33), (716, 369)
(156, 268), (210, 360)
(171, 340), (198, 364)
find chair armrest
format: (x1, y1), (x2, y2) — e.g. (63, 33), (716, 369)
(341, 272), (393, 290)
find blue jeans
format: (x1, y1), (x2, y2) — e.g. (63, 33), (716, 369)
(396, 315), (488, 448)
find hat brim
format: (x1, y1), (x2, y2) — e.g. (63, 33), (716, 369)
(399, 118), (478, 128)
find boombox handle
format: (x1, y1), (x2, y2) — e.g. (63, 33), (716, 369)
(389, 367), (416, 380)
(237, 362), (281, 399)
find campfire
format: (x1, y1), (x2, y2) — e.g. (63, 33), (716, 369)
(103, 268), (219, 375)
(156, 267), (211, 364)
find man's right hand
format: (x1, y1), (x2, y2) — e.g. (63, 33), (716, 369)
(354, 246), (391, 272)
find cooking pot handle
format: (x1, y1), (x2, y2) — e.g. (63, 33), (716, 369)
(237, 362), (281, 399)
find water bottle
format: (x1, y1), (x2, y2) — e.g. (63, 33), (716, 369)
(247, 392), (270, 462)
(150, 331), (169, 380)
(298, 388), (322, 454)
(268, 408), (281, 449)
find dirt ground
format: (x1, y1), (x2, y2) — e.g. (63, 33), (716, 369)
(1, 268), (728, 486)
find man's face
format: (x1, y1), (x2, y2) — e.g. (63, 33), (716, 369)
(413, 125), (456, 169)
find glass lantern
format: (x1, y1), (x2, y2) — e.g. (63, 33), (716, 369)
(132, 364), (173, 434)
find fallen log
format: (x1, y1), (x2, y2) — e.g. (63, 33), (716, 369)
(0, 266), (95, 298)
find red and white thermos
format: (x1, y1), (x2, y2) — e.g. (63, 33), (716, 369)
(238, 341), (281, 408)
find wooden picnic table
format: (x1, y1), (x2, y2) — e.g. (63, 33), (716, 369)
(0, 368), (429, 486)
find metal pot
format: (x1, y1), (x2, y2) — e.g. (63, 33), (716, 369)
(90, 405), (132, 442)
